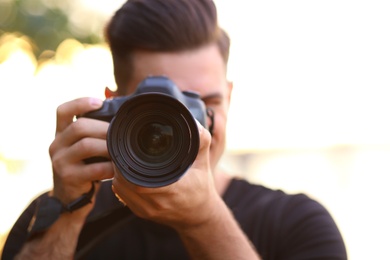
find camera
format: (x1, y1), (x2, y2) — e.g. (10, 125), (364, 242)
(81, 76), (209, 188)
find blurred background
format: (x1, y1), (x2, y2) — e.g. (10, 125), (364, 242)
(1, 0), (389, 258)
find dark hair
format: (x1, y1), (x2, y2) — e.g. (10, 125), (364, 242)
(105, 0), (230, 94)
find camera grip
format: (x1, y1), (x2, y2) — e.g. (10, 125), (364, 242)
(79, 96), (130, 122)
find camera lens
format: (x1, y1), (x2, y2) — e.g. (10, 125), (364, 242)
(107, 93), (199, 188)
(129, 116), (180, 167)
(138, 123), (173, 158)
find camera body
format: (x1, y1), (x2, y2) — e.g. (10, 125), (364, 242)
(82, 76), (208, 187)
(84, 76), (208, 127)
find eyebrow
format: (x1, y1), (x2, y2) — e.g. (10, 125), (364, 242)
(201, 92), (223, 101)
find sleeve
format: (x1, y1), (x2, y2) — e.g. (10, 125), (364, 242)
(1, 193), (47, 260)
(278, 194), (347, 260)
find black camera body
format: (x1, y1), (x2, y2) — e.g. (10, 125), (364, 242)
(82, 76), (208, 188)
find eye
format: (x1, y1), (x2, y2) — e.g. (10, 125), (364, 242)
(202, 93), (223, 108)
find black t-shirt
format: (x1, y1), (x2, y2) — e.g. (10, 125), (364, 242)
(2, 178), (347, 260)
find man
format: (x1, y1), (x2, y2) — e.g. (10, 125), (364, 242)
(2, 0), (347, 259)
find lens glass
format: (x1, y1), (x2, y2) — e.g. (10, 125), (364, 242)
(138, 123), (173, 157)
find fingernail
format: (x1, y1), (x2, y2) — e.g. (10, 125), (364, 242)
(90, 98), (103, 108)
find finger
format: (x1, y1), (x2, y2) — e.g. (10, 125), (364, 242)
(65, 137), (110, 163)
(82, 161), (114, 181)
(50, 118), (109, 155)
(196, 120), (211, 156)
(56, 97), (103, 134)
(52, 161), (113, 203)
(49, 118), (108, 166)
(112, 176), (156, 217)
(54, 160), (114, 186)
(114, 164), (175, 194)
(186, 121), (212, 181)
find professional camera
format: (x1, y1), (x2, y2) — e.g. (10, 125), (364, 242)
(81, 76), (210, 188)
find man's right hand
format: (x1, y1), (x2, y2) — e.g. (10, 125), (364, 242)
(15, 97), (115, 259)
(49, 97), (114, 208)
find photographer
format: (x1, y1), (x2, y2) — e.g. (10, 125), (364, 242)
(2, 0), (347, 259)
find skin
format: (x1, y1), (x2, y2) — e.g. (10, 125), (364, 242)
(15, 44), (261, 259)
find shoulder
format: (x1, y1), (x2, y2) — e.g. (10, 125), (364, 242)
(224, 178), (330, 217)
(2, 192), (49, 259)
(223, 178), (290, 212)
(224, 178), (347, 259)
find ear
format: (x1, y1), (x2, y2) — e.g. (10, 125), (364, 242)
(227, 80), (233, 104)
(105, 87), (117, 99)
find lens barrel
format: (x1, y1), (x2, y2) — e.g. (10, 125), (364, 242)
(107, 93), (200, 187)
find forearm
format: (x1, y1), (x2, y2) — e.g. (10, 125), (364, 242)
(15, 207), (90, 260)
(177, 198), (261, 260)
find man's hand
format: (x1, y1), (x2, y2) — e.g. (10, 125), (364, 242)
(49, 97), (114, 205)
(111, 120), (219, 229)
(112, 121), (260, 259)
(16, 97), (115, 259)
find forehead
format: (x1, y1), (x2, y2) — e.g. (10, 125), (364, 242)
(126, 44), (227, 96)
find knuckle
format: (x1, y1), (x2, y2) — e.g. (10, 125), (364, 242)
(60, 168), (74, 182)
(56, 104), (63, 117)
(48, 142), (56, 158)
(76, 137), (94, 151)
(51, 157), (72, 182)
(56, 103), (68, 119)
(70, 120), (87, 136)
(51, 155), (61, 171)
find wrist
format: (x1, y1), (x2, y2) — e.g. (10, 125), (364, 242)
(28, 182), (96, 239)
(175, 194), (227, 234)
(17, 206), (90, 260)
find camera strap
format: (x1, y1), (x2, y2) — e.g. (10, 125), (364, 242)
(75, 206), (135, 260)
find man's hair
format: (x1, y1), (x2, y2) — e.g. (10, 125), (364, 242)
(105, 0), (230, 94)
